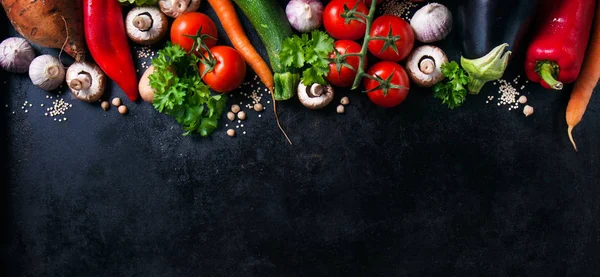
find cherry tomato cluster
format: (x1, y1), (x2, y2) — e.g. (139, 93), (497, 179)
(322, 0), (414, 108)
(171, 12), (246, 93)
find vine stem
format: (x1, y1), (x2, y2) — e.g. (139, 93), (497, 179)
(351, 0), (378, 90)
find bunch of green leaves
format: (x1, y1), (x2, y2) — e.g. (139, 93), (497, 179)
(149, 44), (227, 137)
(433, 61), (469, 109)
(118, 0), (158, 5)
(280, 30), (334, 86)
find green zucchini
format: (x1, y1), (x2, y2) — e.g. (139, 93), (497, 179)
(233, 0), (299, 100)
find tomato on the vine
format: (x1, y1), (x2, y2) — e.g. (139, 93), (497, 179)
(171, 12), (219, 55)
(367, 15), (414, 62)
(325, 40), (365, 87)
(363, 61), (410, 108)
(199, 46), (246, 93)
(323, 0), (368, 40)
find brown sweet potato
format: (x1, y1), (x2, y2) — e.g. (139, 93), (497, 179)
(1, 0), (85, 61)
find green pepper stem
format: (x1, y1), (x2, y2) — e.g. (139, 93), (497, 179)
(537, 62), (563, 90)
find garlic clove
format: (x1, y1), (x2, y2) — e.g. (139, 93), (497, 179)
(0, 37), (36, 73)
(28, 55), (65, 91)
(410, 3), (453, 43)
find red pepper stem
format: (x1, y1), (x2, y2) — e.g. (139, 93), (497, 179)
(537, 62), (564, 90)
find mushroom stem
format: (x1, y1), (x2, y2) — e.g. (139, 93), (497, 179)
(69, 73), (92, 91)
(419, 57), (436, 74)
(133, 14), (153, 31)
(309, 84), (324, 97)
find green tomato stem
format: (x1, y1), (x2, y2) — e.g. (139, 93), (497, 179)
(350, 0), (378, 90)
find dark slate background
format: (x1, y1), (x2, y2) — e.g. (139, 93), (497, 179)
(2, 1), (600, 276)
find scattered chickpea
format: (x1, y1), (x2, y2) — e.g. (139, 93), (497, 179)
(227, 129), (236, 137)
(101, 101), (110, 111)
(237, 111), (247, 120)
(518, 95), (528, 104)
(523, 105), (534, 117)
(340, 96), (350, 105)
(336, 104), (345, 114)
(112, 97), (122, 107)
(118, 105), (128, 115)
(254, 103), (264, 112)
(227, 112), (235, 121)
(231, 104), (241, 113)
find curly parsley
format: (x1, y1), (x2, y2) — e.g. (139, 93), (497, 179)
(149, 44), (227, 137)
(433, 61), (469, 109)
(280, 30), (334, 86)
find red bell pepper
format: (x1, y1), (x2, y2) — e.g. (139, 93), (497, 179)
(83, 0), (139, 101)
(525, 0), (596, 90)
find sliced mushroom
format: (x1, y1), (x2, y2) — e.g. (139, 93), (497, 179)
(159, 0), (201, 18)
(298, 82), (334, 110)
(126, 7), (169, 45)
(405, 45), (448, 87)
(66, 62), (106, 103)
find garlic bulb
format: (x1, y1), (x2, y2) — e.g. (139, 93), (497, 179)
(28, 55), (65, 91)
(410, 3), (452, 43)
(158, 0), (201, 18)
(286, 0), (323, 33)
(0, 37), (36, 73)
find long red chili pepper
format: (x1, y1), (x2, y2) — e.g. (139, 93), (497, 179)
(83, 0), (139, 101)
(524, 0), (596, 90)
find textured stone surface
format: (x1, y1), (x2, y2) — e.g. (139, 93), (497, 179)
(2, 1), (600, 276)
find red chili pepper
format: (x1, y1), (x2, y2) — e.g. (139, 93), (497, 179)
(525, 0), (596, 90)
(83, 0), (139, 101)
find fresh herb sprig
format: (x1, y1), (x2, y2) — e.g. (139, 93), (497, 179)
(280, 30), (334, 86)
(433, 61), (469, 109)
(149, 44), (227, 137)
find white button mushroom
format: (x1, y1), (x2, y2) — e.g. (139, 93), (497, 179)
(66, 62), (106, 103)
(126, 7), (169, 45)
(159, 0), (201, 18)
(297, 82), (334, 110)
(28, 55), (65, 91)
(0, 37), (36, 73)
(406, 45), (448, 87)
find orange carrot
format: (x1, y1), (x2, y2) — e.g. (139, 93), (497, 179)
(207, 0), (292, 144)
(566, 2), (600, 151)
(207, 0), (274, 91)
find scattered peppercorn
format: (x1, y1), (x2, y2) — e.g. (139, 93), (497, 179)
(101, 101), (110, 111)
(237, 111), (246, 120)
(231, 104), (241, 113)
(118, 105), (128, 115)
(340, 96), (350, 105)
(112, 97), (122, 107)
(227, 111), (235, 121)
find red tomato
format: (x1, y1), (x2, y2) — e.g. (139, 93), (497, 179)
(323, 0), (368, 40)
(171, 12), (218, 55)
(325, 40), (365, 87)
(367, 15), (414, 62)
(199, 46), (246, 93)
(363, 61), (410, 108)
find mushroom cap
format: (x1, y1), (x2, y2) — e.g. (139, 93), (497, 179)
(139, 65), (156, 103)
(66, 62), (106, 103)
(405, 45), (448, 88)
(126, 7), (169, 45)
(298, 83), (335, 110)
(159, 0), (201, 18)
